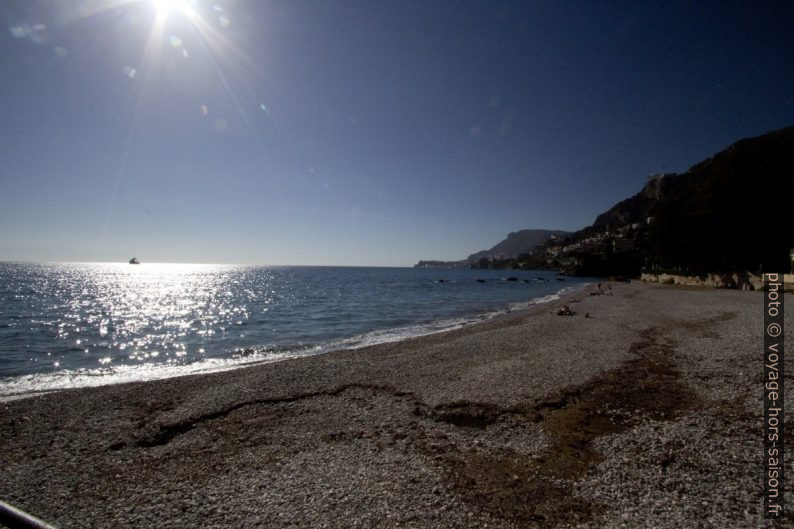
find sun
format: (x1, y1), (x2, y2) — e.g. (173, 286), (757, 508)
(150, 0), (194, 21)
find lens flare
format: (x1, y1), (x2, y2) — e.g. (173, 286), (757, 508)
(150, 0), (194, 20)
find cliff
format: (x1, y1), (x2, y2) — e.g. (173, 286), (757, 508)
(646, 126), (794, 274)
(536, 125), (794, 276)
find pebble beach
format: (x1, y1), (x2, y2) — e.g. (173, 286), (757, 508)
(1, 282), (792, 528)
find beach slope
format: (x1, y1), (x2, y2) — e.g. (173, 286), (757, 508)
(1, 282), (792, 528)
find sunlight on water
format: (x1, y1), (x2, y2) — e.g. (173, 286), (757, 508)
(59, 263), (256, 365)
(0, 263), (590, 396)
(0, 263), (266, 377)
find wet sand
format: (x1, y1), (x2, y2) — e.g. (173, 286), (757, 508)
(1, 282), (792, 528)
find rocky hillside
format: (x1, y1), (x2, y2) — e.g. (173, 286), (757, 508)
(591, 173), (686, 232)
(466, 229), (570, 263)
(415, 126), (794, 276)
(646, 126), (794, 274)
(528, 125), (794, 276)
(415, 229), (569, 268)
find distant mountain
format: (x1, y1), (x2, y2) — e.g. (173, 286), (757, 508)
(466, 229), (570, 263)
(414, 229), (569, 268)
(414, 260), (468, 269)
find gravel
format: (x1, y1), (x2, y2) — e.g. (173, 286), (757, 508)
(1, 282), (792, 528)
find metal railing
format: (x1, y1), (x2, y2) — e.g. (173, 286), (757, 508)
(0, 500), (58, 529)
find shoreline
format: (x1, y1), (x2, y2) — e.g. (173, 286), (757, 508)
(1, 282), (792, 528)
(0, 282), (589, 401)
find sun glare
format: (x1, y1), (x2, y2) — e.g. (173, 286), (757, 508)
(151, 0), (193, 21)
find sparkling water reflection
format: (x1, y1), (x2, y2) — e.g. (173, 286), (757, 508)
(0, 263), (589, 395)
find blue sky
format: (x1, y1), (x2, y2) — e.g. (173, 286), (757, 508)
(1, 0), (793, 266)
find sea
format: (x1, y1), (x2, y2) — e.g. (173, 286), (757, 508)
(0, 263), (590, 397)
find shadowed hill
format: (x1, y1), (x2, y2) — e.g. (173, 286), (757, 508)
(520, 125), (794, 276)
(416, 126), (794, 275)
(646, 126), (794, 274)
(592, 173), (687, 233)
